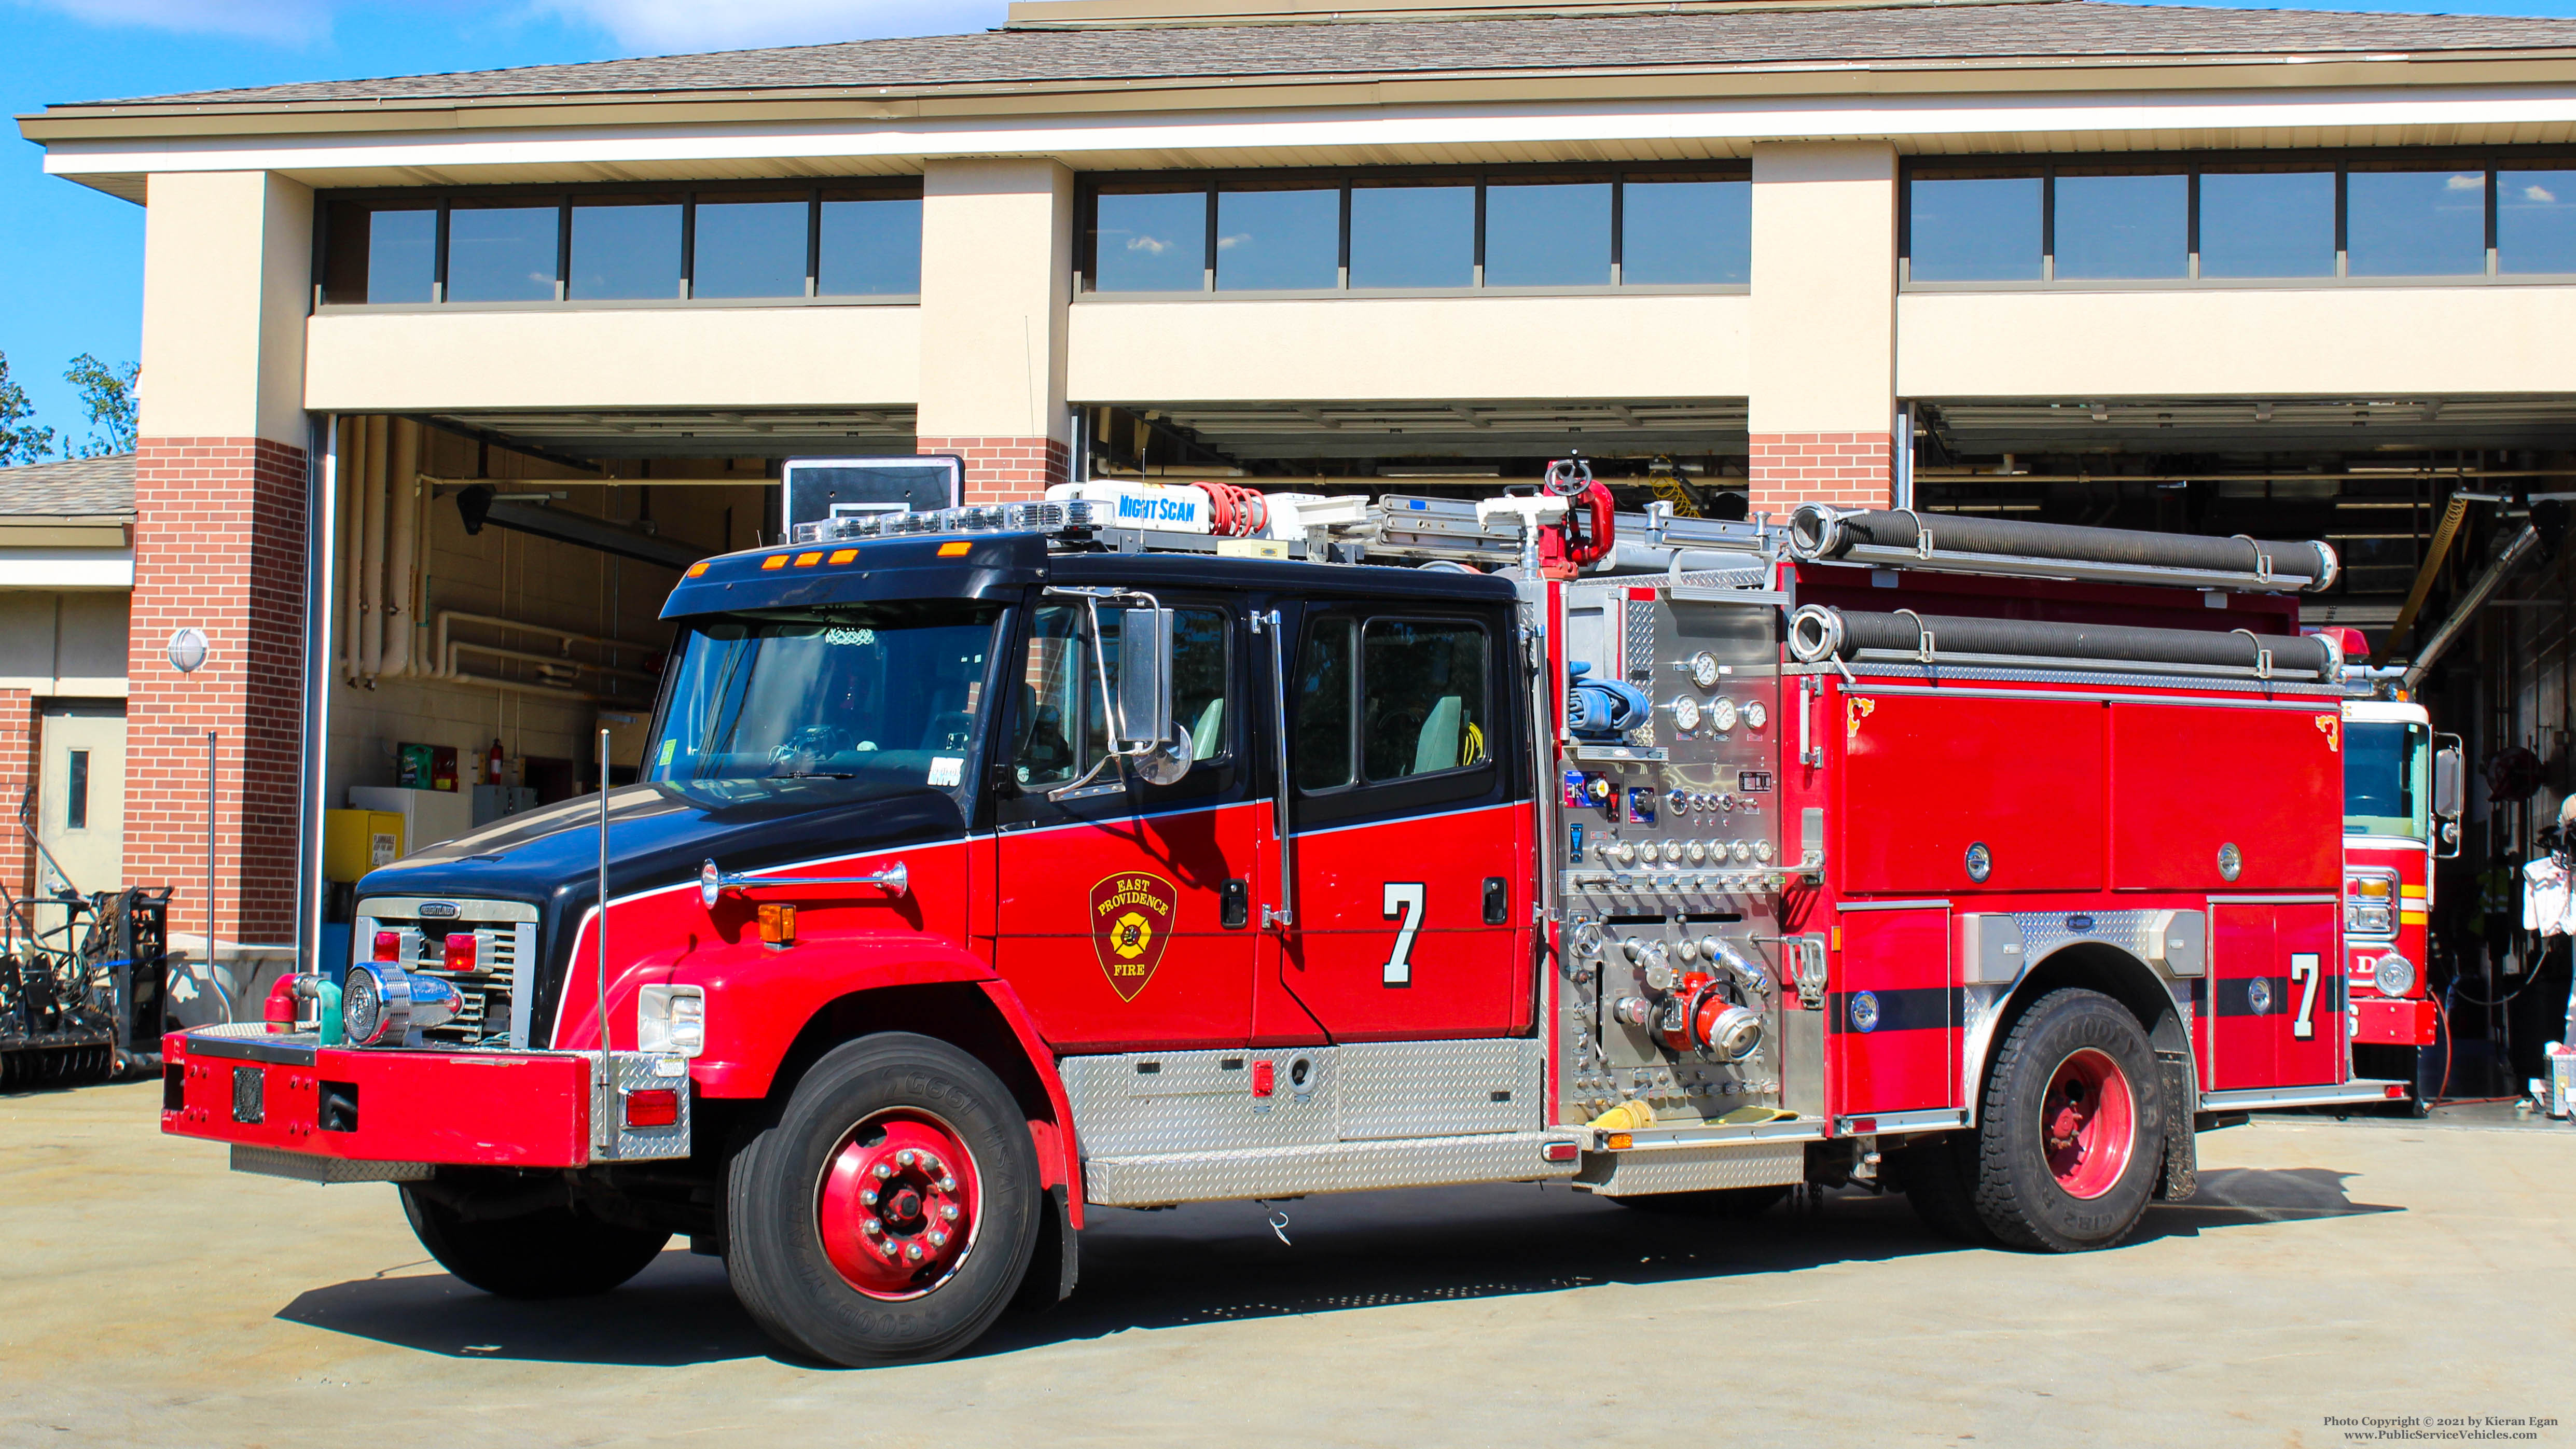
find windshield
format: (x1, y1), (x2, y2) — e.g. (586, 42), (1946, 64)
(647, 602), (1001, 796)
(2345, 720), (2428, 839)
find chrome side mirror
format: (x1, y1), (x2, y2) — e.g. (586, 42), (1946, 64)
(1117, 607), (1189, 786)
(2432, 743), (2463, 822)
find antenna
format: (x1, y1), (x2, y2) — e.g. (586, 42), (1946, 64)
(594, 726), (613, 1145)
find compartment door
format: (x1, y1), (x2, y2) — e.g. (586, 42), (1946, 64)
(2208, 901), (2345, 1089)
(1827, 905), (1957, 1119)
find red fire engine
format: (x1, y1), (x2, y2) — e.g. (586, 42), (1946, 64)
(2338, 693), (2459, 1078)
(163, 472), (2404, 1366)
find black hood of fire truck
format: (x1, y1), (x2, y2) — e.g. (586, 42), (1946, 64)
(354, 778), (965, 1044)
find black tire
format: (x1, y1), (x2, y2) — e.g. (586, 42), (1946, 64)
(1609, 1185), (1791, 1218)
(1968, 988), (2164, 1252)
(724, 1033), (1041, 1367)
(399, 1187), (671, 1298)
(1885, 1133), (1994, 1245)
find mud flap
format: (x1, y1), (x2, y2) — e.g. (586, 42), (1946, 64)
(2153, 1051), (2196, 1202)
(1012, 1183), (1078, 1312)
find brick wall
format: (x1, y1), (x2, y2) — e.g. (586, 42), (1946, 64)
(919, 436), (1071, 504)
(1748, 431), (1892, 517)
(0, 689), (35, 902)
(125, 437), (308, 946)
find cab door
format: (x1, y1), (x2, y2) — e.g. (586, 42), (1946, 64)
(1273, 603), (1532, 1041)
(992, 598), (1258, 1052)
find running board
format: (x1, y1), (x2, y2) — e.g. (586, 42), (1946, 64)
(2199, 1080), (2408, 1112)
(1084, 1131), (1580, 1207)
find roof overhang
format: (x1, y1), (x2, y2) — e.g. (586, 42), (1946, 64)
(33, 66), (2576, 204)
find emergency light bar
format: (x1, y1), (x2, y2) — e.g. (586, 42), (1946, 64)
(790, 499), (1109, 545)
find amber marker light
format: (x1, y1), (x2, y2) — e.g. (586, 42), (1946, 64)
(760, 555), (788, 570)
(938, 541), (971, 557)
(829, 549), (858, 564)
(685, 561), (710, 578)
(795, 552), (824, 567)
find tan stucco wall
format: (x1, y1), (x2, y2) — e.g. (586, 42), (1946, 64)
(304, 306), (921, 412)
(1896, 285), (2576, 396)
(916, 158), (1074, 440)
(1068, 293), (1750, 402)
(138, 171), (312, 444)
(0, 592), (130, 697)
(1747, 141), (1895, 435)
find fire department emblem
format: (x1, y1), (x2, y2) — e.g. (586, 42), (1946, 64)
(1088, 872), (1177, 1001)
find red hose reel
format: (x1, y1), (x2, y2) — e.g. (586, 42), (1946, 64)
(1191, 481), (1269, 538)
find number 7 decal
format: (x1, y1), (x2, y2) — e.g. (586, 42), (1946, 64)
(1382, 883), (1425, 986)
(2289, 953), (2320, 1040)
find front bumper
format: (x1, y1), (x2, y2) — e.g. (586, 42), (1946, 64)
(2351, 997), (2439, 1047)
(162, 1026), (691, 1174)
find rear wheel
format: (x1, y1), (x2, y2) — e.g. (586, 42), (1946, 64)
(400, 1187), (670, 1298)
(1609, 1185), (1790, 1218)
(725, 1033), (1040, 1367)
(1967, 988), (2163, 1252)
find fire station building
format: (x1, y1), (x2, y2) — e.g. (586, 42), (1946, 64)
(16, 0), (2576, 1030)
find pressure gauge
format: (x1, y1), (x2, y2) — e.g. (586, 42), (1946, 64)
(1732, 839), (1754, 863)
(1689, 651), (1722, 690)
(1637, 841), (1661, 865)
(1742, 700), (1768, 731)
(1753, 839), (1775, 864)
(1686, 840), (1711, 865)
(1707, 698), (1739, 733)
(1669, 696), (1702, 734)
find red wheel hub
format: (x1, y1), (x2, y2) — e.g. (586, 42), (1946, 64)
(818, 1113), (980, 1299)
(2039, 1048), (2136, 1200)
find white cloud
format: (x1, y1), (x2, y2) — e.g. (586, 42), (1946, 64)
(17, 0), (336, 43)
(2446, 173), (2484, 191)
(1124, 235), (1170, 255)
(527, 0), (1005, 49)
(2527, 184), (2559, 204)
(1217, 232), (1250, 250)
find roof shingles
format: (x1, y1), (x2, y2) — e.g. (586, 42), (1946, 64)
(61, 2), (2576, 110)
(0, 454), (135, 517)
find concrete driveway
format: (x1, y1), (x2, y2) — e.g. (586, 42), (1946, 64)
(4, 1081), (2568, 1448)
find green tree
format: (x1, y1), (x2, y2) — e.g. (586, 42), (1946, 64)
(64, 354), (137, 458)
(0, 351), (59, 466)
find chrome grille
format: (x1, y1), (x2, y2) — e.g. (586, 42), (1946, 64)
(352, 897), (540, 1049)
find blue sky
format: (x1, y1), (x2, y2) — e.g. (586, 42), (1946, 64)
(1, 0), (2570, 450)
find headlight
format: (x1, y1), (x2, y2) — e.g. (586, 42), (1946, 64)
(639, 984), (707, 1057)
(2345, 872), (2398, 937)
(2374, 952), (2418, 998)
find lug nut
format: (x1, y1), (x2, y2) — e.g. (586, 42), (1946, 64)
(871, 1161), (892, 1180)
(881, 1242), (899, 1259)
(922, 1156), (942, 1176)
(939, 1203), (960, 1222)
(862, 1218), (883, 1236)
(938, 1176), (957, 1192)
(929, 1229), (949, 1247)
(861, 1187), (878, 1205)
(905, 1243), (925, 1263)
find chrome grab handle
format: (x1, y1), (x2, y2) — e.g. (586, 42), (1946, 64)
(1256, 608), (1295, 931)
(699, 858), (909, 909)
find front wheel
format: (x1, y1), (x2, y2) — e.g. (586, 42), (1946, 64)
(399, 1186), (670, 1298)
(1966, 988), (2164, 1252)
(725, 1033), (1041, 1367)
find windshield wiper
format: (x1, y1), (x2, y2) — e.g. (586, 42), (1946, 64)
(778, 769), (856, 780)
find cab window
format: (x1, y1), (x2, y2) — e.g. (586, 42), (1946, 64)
(1014, 603), (1231, 790)
(1294, 614), (1492, 792)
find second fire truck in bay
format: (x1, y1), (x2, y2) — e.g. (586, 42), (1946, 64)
(164, 472), (2405, 1366)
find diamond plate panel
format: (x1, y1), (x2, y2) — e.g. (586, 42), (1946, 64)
(1084, 1132), (1578, 1206)
(1062, 1048), (1338, 1157)
(1336, 1039), (1542, 1140)
(1570, 1141), (1805, 1196)
(2011, 909), (2163, 965)
(594, 1051), (693, 1162)
(230, 1145), (434, 1183)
